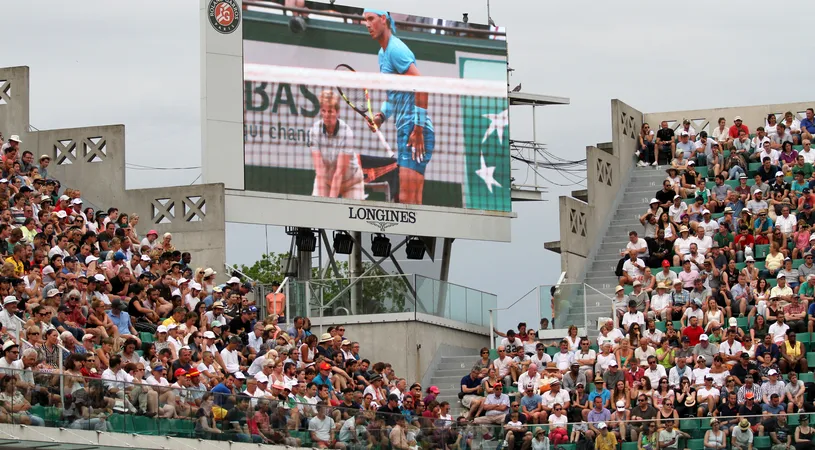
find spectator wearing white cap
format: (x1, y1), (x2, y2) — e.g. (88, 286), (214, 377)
(746, 190), (768, 216)
(0, 296), (21, 342)
(693, 334), (719, 367)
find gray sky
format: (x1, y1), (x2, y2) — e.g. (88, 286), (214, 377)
(5, 1), (815, 330)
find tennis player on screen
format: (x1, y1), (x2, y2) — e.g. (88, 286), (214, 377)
(363, 9), (435, 205)
(310, 90), (364, 200)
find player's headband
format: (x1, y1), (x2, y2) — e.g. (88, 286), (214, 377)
(363, 8), (397, 35)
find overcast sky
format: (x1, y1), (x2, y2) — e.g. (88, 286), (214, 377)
(5, 1), (815, 330)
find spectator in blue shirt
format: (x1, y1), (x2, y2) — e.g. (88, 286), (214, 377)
(588, 376), (611, 407)
(106, 298), (140, 344)
(801, 108), (815, 142)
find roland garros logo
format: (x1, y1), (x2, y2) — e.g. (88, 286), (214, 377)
(208, 0), (240, 34)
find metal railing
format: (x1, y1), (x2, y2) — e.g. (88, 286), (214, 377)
(489, 281), (617, 348)
(255, 274), (496, 334)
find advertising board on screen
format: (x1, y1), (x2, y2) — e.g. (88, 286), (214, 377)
(242, 1), (511, 215)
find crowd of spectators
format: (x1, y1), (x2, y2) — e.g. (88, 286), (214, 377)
(0, 132), (494, 450)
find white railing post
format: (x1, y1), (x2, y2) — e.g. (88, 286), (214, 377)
(583, 285), (589, 331)
(279, 277), (291, 327)
(489, 309), (495, 349)
(57, 344), (70, 409)
(13, 316), (25, 345)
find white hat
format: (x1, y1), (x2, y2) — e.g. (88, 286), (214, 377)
(177, 278), (189, 285)
(608, 360), (618, 367)
(0, 179), (8, 184)
(702, 209), (710, 215)
(39, 154), (50, 161)
(616, 400), (626, 411)
(203, 268), (216, 278)
(734, 116), (742, 121)
(688, 160), (696, 166)
(754, 189), (762, 195)
(768, 369), (778, 376)
(775, 171), (785, 177)
(673, 194), (681, 200)
(71, 198), (83, 205)
(777, 272), (786, 279)
(46, 288), (60, 298)
(156, 325), (168, 333)
(649, 198), (659, 204)
(189, 282), (202, 290)
(745, 256), (755, 262)
(167, 323), (178, 330)
(203, 331), (216, 339)
(140, 254), (151, 261)
(59, 194), (70, 202)
(8, 135), (21, 143)
(2, 296), (17, 305)
(673, 279), (682, 285)
(680, 131), (689, 136)
(93, 274), (106, 282)
(55, 210), (67, 218)
(597, 422), (607, 429)
(700, 334), (709, 341)
(615, 285), (624, 292)
(728, 317), (738, 327)
(227, 276), (241, 284)
(82, 334), (94, 341)
(85, 255), (99, 263)
(234, 372), (246, 379)
(254, 372), (269, 383)
(2, 341), (17, 351)
(632, 280), (641, 287)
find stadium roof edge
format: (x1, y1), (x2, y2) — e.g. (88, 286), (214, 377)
(510, 92), (570, 106)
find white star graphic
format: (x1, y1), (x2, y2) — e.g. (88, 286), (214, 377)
(475, 152), (502, 194)
(481, 109), (509, 144)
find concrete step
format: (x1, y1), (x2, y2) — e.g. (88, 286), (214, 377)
(437, 362), (476, 371)
(434, 369), (471, 378)
(439, 355), (478, 364)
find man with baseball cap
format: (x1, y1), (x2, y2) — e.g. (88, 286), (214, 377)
(473, 380), (510, 425)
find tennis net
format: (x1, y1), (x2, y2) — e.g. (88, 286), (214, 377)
(243, 64), (511, 212)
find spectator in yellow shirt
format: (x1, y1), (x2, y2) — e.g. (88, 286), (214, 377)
(595, 422), (617, 450)
(4, 245), (25, 277)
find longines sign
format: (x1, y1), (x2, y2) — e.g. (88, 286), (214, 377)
(348, 207), (417, 232)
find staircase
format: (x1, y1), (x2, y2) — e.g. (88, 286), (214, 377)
(566, 165), (668, 334)
(426, 353), (476, 416)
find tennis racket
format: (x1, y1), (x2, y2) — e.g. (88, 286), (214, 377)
(334, 64), (394, 158)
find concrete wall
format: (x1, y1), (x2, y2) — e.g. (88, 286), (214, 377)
(0, 66), (29, 139)
(558, 195), (592, 279)
(611, 99), (643, 175)
(311, 313), (488, 383)
(0, 66), (228, 275)
(645, 101), (814, 136)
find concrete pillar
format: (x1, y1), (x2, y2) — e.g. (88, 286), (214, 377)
(434, 238), (454, 316)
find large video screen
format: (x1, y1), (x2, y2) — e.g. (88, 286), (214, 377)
(242, 1), (511, 212)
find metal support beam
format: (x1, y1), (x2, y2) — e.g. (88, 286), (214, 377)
(387, 252), (418, 305)
(320, 237), (410, 311)
(318, 230), (343, 279)
(349, 231), (363, 314)
(435, 238), (454, 317)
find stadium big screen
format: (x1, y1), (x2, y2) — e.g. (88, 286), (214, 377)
(242, 1), (511, 212)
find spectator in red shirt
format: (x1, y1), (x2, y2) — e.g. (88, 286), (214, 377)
(728, 116), (750, 143)
(682, 315), (704, 346)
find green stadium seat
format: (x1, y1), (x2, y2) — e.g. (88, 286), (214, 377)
(546, 346), (559, 356)
(622, 442), (639, 450)
(711, 212), (724, 220)
(489, 349), (498, 360)
(737, 317), (749, 330)
(684, 198), (695, 205)
(670, 267), (682, 273)
(624, 285), (634, 295)
(557, 444), (577, 450)
(767, 278), (778, 287)
(754, 436), (771, 449)
(688, 439), (705, 450)
(723, 150), (731, 159)
(749, 162), (762, 173)
(755, 244), (770, 259)
(132, 415), (158, 435)
(109, 414), (133, 433)
(794, 145), (804, 151)
(735, 262), (746, 270)
(140, 332), (154, 344)
(798, 333), (814, 352)
(725, 180), (739, 188)
(754, 261), (766, 270)
(680, 418), (698, 431)
(794, 259), (804, 269)
(696, 167), (709, 178)
(789, 414), (801, 426)
(655, 321), (666, 332)
(800, 372), (815, 383)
